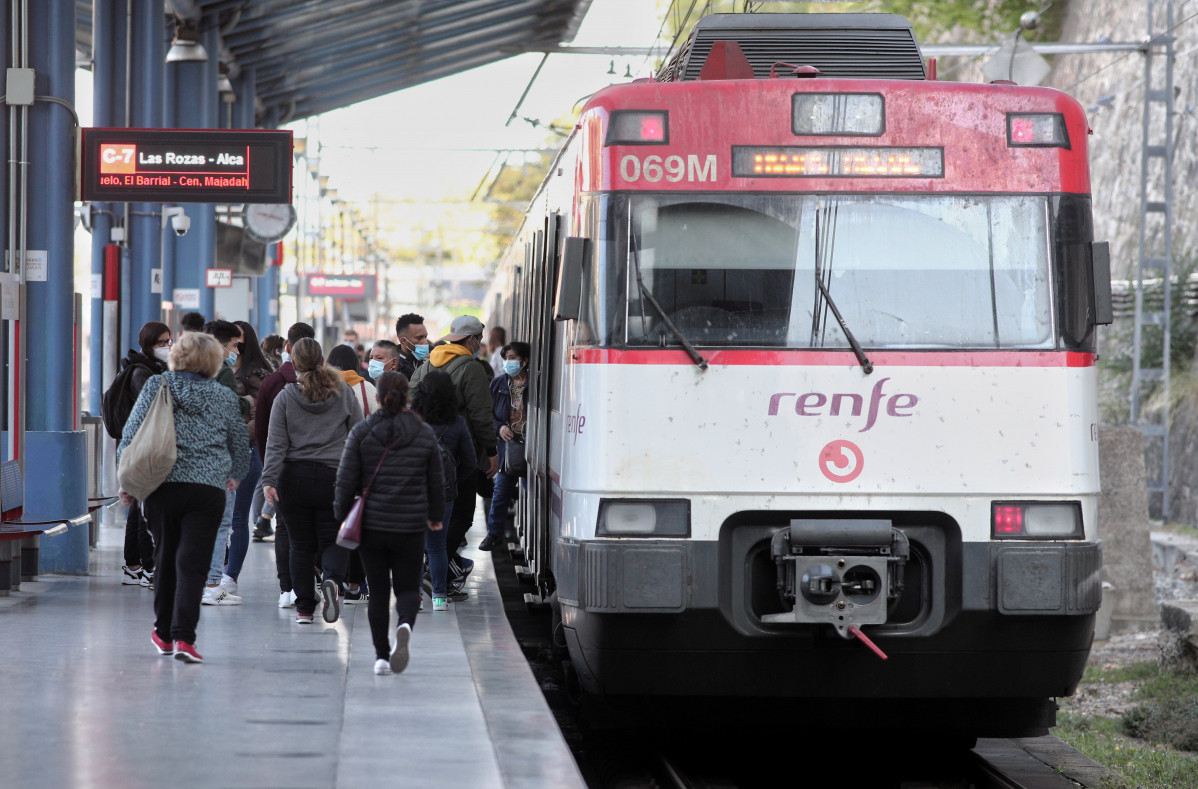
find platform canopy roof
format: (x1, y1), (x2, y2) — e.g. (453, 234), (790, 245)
(76, 0), (593, 124)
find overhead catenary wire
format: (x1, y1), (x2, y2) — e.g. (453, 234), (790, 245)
(1066, 3), (1198, 93)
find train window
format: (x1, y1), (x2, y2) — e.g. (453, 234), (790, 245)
(1051, 196), (1096, 351)
(615, 194), (1055, 350)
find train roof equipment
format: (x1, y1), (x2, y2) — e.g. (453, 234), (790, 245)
(656, 13), (928, 83)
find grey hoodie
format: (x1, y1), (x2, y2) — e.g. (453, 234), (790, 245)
(260, 381), (364, 489)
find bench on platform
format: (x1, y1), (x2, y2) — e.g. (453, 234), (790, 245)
(0, 459), (97, 594)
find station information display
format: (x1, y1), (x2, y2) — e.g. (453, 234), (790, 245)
(80, 128), (292, 204)
(306, 273), (376, 299)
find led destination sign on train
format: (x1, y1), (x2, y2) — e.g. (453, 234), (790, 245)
(81, 128), (292, 204)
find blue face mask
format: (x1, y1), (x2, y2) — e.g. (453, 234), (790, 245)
(226, 351), (238, 366)
(412, 343), (430, 361)
(503, 359), (522, 376)
(367, 359), (385, 379)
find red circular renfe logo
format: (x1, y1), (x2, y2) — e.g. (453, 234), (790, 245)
(819, 440), (864, 483)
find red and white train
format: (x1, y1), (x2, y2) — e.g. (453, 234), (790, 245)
(485, 13), (1110, 736)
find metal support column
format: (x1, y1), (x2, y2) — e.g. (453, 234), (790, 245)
(166, 12), (217, 321)
(128, 0), (164, 340)
(1131, 0), (1174, 518)
(89, 0), (126, 413)
(27, 0), (88, 573)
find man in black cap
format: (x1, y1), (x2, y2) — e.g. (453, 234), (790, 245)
(410, 315), (498, 592)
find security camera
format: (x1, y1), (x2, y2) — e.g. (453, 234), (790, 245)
(1020, 11), (1040, 31)
(162, 206), (189, 237)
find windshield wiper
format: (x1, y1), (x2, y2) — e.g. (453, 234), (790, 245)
(812, 209), (873, 375)
(629, 216), (708, 371)
(813, 275), (873, 374)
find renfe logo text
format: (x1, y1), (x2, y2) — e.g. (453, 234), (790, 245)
(768, 377), (918, 433)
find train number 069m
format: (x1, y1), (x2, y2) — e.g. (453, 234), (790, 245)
(620, 154), (717, 183)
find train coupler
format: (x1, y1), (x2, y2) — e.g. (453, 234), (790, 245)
(760, 518), (909, 639)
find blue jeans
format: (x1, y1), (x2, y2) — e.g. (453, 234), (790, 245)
(207, 488), (236, 584)
(250, 474), (274, 525)
(225, 451), (262, 581)
(486, 471), (521, 538)
(425, 501), (453, 597)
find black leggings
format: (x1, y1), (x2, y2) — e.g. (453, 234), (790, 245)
(145, 482), (225, 644)
(123, 501), (155, 571)
(359, 530), (425, 660)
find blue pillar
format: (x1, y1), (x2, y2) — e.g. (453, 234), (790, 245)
(29, 0), (88, 572)
(258, 246), (279, 335)
(89, 0), (126, 411)
(167, 14), (218, 320)
(128, 0), (165, 337)
(26, 0), (75, 433)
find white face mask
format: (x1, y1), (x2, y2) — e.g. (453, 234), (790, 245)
(153, 347), (171, 364)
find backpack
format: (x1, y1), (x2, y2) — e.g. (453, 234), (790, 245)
(102, 359), (155, 439)
(431, 424), (458, 500)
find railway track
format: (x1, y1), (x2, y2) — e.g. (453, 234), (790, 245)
(490, 540), (1111, 789)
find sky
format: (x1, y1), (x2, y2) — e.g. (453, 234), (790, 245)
(298, 0), (668, 203)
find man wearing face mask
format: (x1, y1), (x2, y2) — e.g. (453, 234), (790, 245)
(409, 316), (499, 588)
(393, 313), (430, 381)
(200, 320), (253, 606)
(367, 339), (401, 383)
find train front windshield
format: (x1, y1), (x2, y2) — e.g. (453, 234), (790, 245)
(583, 193), (1093, 351)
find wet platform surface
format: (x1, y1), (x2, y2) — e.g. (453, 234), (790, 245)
(0, 515), (584, 788)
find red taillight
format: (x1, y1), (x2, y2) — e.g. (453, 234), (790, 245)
(994, 505), (1023, 534)
(1010, 117), (1035, 144)
(1006, 113), (1070, 148)
(640, 115), (664, 142)
(605, 110), (669, 145)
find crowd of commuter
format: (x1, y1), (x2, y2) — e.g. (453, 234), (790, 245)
(109, 309), (525, 675)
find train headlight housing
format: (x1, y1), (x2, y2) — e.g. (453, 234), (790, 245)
(597, 499), (690, 537)
(991, 501), (1083, 539)
(606, 110), (669, 145)
(1007, 113), (1070, 148)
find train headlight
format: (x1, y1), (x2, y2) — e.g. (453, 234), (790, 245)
(597, 499), (691, 537)
(991, 501), (1083, 539)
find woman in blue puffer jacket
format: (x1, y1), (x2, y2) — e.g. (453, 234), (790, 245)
(117, 331), (251, 665)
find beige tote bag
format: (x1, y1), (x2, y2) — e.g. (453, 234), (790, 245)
(117, 378), (178, 500)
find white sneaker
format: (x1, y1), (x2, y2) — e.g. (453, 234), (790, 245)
(373, 659), (392, 676)
(389, 623), (411, 674)
(121, 565), (143, 585)
(201, 586), (242, 606)
(219, 574), (238, 595)
(278, 590), (296, 608)
(432, 597), (448, 612)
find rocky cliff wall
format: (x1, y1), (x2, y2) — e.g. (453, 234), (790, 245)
(1048, 0), (1198, 274)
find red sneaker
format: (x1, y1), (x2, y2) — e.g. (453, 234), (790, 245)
(151, 629), (173, 655)
(173, 641), (203, 663)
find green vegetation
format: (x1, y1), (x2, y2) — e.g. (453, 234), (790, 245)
(1054, 663), (1198, 787)
(1082, 660), (1161, 685)
(662, 1), (1064, 49)
(1056, 713), (1198, 789)
(1122, 669), (1198, 751)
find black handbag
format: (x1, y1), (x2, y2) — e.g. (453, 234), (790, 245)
(504, 436), (527, 478)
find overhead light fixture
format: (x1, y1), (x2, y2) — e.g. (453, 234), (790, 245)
(607, 59), (616, 76)
(166, 20), (208, 63)
(624, 64), (633, 79)
(217, 66), (234, 96)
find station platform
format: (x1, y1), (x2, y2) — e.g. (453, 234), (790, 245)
(0, 515), (585, 788)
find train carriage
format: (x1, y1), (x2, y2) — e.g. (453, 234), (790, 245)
(485, 13), (1110, 736)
